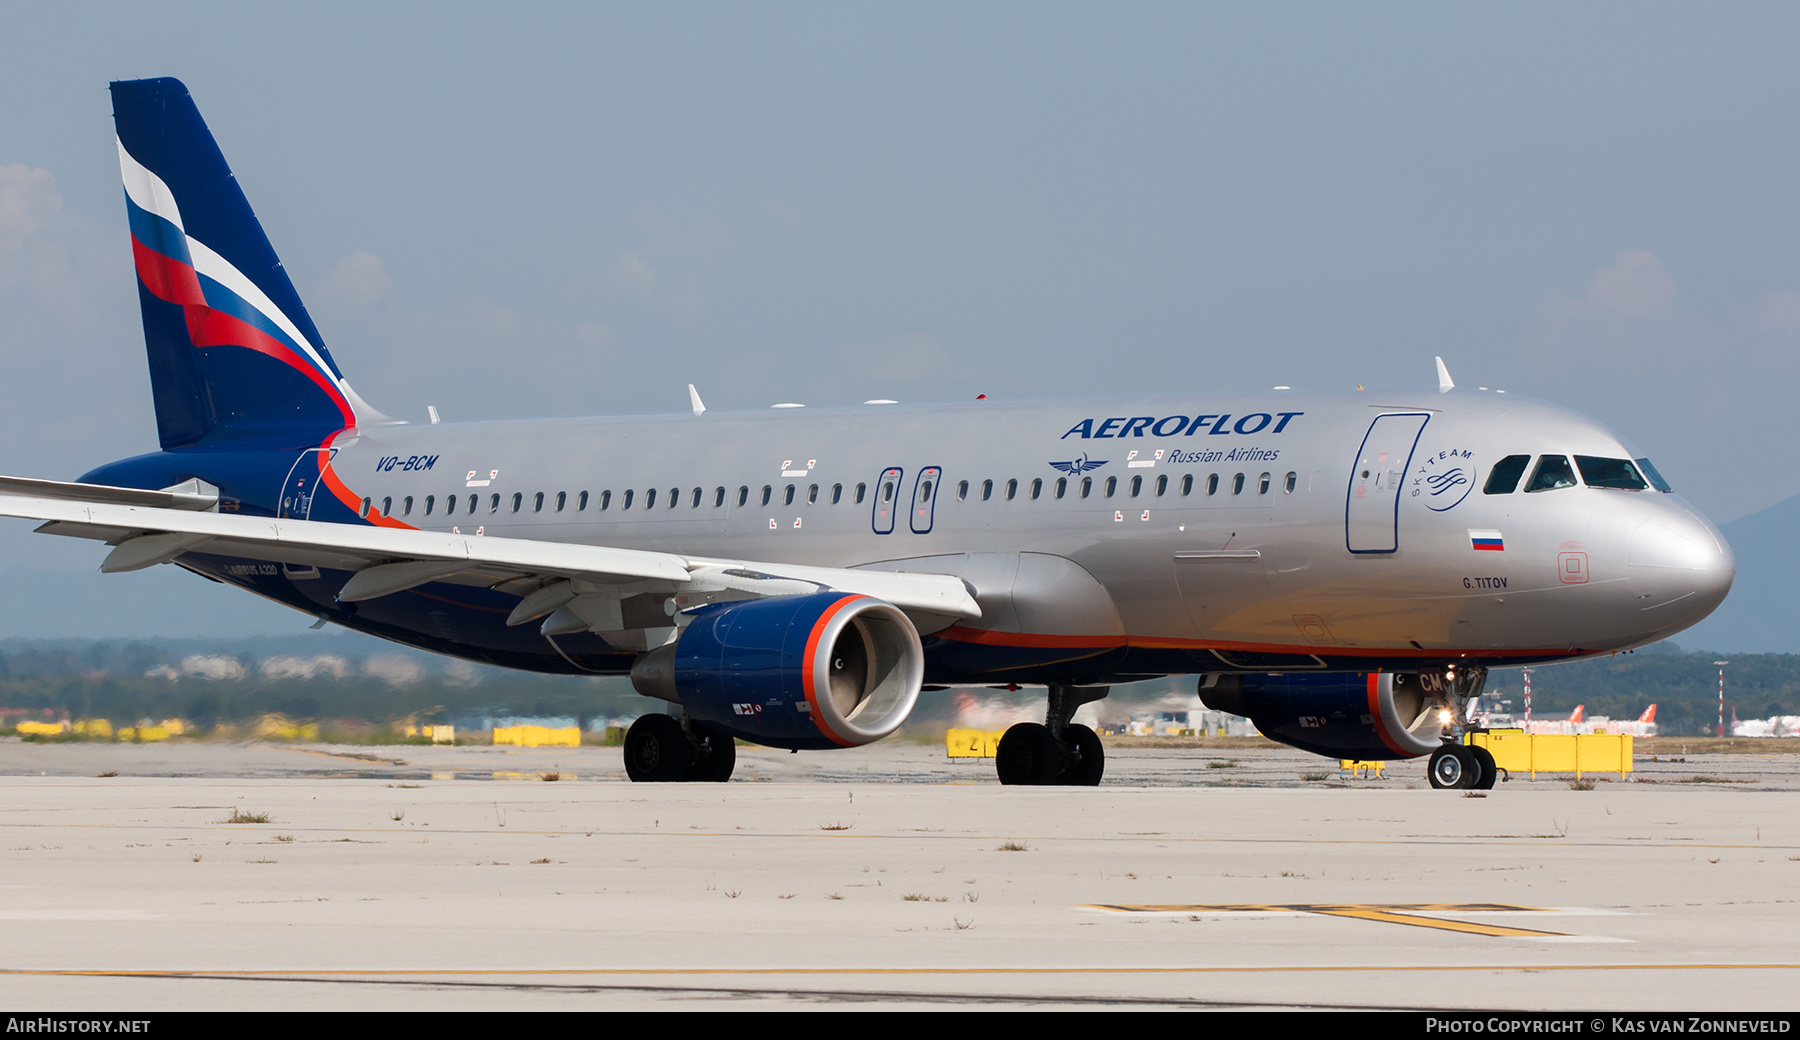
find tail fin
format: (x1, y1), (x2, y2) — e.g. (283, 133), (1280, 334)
(1568, 704), (1585, 723)
(1638, 704), (1656, 723)
(111, 77), (384, 449)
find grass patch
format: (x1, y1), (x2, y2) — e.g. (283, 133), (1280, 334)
(820, 822), (853, 831)
(1207, 760), (1239, 770)
(1566, 778), (1596, 791)
(1300, 771), (1330, 782)
(223, 808), (271, 824)
(997, 841), (1028, 852)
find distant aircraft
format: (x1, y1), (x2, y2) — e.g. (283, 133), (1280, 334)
(1569, 704), (1587, 725)
(0, 79), (1736, 790)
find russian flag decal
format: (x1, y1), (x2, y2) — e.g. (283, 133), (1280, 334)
(1469, 529), (1505, 551)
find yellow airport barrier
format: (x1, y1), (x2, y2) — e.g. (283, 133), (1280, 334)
(15, 720), (68, 736)
(946, 728), (1004, 758)
(1467, 730), (1631, 779)
(73, 718), (113, 739)
(403, 724), (456, 744)
(493, 725), (580, 748)
(253, 714), (321, 741)
(1339, 759), (1387, 778)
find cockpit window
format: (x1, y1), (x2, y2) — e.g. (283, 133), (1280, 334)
(1575, 456), (1648, 491)
(1524, 455), (1577, 493)
(1484, 455), (1530, 495)
(1635, 457), (1673, 492)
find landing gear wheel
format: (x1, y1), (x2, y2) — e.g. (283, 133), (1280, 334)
(624, 714), (693, 782)
(996, 722), (1058, 785)
(1428, 744), (1475, 790)
(1469, 745), (1497, 790)
(1062, 724), (1105, 786)
(686, 730), (737, 782)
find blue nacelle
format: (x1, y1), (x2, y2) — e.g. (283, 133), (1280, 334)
(1199, 672), (1448, 760)
(631, 592), (925, 751)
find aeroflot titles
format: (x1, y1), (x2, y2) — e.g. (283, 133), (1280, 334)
(1061, 412), (1303, 439)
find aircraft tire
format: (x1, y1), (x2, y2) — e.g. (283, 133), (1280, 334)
(1469, 745), (1497, 790)
(1428, 745), (1475, 790)
(686, 730), (737, 783)
(624, 714), (694, 782)
(1062, 724), (1105, 786)
(996, 723), (1058, 785)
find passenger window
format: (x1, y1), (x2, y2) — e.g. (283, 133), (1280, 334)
(600, 490), (611, 510)
(808, 484), (819, 505)
(1030, 478), (1042, 500)
(646, 488), (658, 509)
(469, 494), (478, 513)
(1232, 473), (1245, 495)
(691, 487), (702, 508)
(1155, 475), (1167, 497)
(381, 496), (392, 515)
(668, 487), (678, 509)
(1525, 455), (1578, 493)
(855, 483), (866, 504)
(761, 485), (772, 507)
(1129, 475), (1142, 497)
(359, 497), (371, 518)
(424, 495), (435, 516)
(1055, 477), (1067, 499)
(784, 484), (796, 506)
(1005, 478), (1018, 501)
(511, 492), (522, 512)
(1636, 458), (1672, 492)
(918, 480), (931, 502)
(1484, 454), (1530, 495)
(489, 494), (499, 513)
(556, 491), (566, 512)
(445, 495), (456, 515)
(1206, 474), (1219, 496)
(736, 486), (748, 507)
(881, 481), (893, 503)
(1081, 477), (1092, 498)
(714, 487), (726, 507)
(404, 496), (414, 516)
(533, 492), (544, 512)
(1258, 472), (1271, 495)
(1575, 456), (1648, 491)
(957, 480), (969, 501)
(577, 491), (588, 510)
(1284, 472), (1297, 494)
(982, 479), (993, 501)
(1104, 476), (1117, 497)
(621, 490), (633, 510)
(831, 483), (842, 505)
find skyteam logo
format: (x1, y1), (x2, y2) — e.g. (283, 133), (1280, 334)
(1413, 448), (1475, 512)
(1049, 453), (1108, 475)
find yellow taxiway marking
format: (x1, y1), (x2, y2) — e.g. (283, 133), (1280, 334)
(1086, 902), (1570, 938)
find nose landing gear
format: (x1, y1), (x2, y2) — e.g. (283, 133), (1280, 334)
(996, 684), (1108, 786)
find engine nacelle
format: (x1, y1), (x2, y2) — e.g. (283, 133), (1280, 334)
(631, 592), (924, 750)
(1199, 672), (1448, 760)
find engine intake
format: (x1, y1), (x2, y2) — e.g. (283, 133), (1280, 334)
(632, 592), (924, 750)
(1199, 671), (1449, 760)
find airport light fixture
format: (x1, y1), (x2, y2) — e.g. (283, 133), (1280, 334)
(1714, 661), (1729, 737)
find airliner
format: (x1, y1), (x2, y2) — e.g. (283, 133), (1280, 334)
(0, 79), (1735, 789)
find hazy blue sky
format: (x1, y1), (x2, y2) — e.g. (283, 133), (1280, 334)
(2, 3), (1797, 637)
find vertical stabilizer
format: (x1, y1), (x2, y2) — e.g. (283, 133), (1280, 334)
(111, 77), (383, 449)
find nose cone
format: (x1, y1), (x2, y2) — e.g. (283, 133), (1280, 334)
(1628, 503), (1735, 632)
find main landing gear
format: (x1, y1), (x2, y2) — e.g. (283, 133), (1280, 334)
(623, 713), (736, 782)
(996, 684), (1108, 786)
(1427, 742), (1498, 790)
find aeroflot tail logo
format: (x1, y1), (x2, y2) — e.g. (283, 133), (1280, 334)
(1062, 411), (1303, 439)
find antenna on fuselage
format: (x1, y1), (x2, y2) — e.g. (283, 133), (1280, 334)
(1435, 356), (1454, 394)
(688, 384), (706, 416)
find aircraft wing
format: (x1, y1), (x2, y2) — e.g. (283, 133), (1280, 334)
(0, 479), (981, 626)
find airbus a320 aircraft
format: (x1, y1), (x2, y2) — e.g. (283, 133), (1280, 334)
(0, 79), (1735, 789)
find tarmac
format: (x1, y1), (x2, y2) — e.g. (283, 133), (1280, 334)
(2, 738), (1797, 1011)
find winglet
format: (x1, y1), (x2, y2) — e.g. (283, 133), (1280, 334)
(1435, 356), (1454, 394)
(688, 384), (706, 417)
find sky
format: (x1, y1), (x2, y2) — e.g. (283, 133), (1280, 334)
(1, 2), (1798, 638)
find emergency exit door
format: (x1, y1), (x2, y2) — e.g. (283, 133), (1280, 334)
(1345, 413), (1429, 554)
